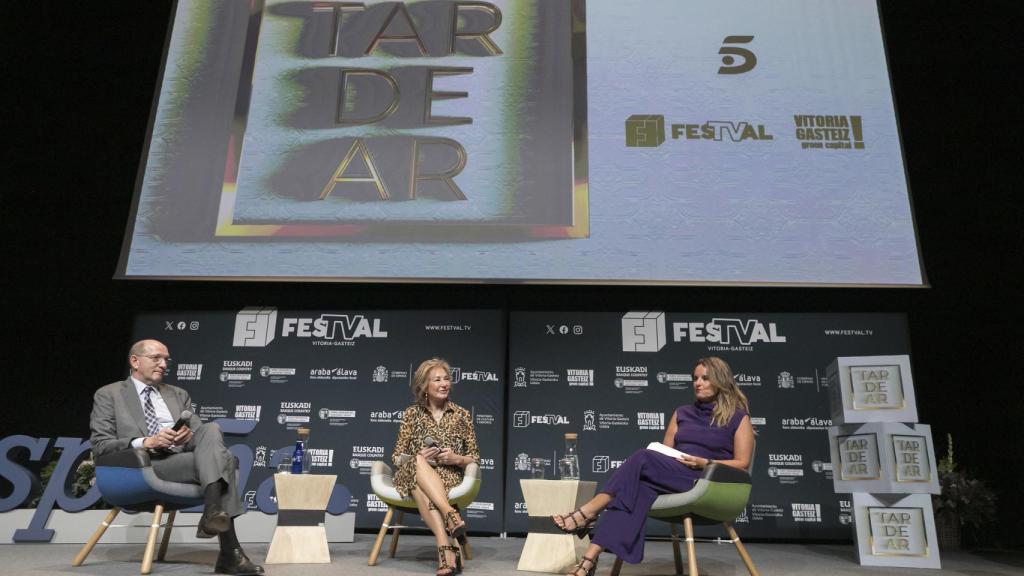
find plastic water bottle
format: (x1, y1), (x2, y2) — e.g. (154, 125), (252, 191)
(291, 439), (305, 474)
(298, 427), (312, 473)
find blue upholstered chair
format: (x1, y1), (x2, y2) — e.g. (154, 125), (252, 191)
(367, 459), (482, 566)
(71, 448), (205, 574)
(72, 420), (252, 574)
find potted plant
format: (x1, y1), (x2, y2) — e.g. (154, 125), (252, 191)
(932, 434), (997, 549)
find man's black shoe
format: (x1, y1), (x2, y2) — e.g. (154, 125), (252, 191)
(214, 548), (264, 575)
(196, 510), (230, 538)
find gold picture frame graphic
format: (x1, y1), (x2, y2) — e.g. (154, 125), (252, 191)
(836, 433), (882, 481)
(847, 364), (906, 411)
(890, 434), (932, 483)
(867, 506), (929, 557)
(213, 0), (589, 241)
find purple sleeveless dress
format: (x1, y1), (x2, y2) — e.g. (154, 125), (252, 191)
(590, 401), (747, 563)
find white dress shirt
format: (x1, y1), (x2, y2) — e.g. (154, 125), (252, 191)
(129, 377), (176, 449)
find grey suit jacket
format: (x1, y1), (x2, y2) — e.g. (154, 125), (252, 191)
(89, 378), (203, 459)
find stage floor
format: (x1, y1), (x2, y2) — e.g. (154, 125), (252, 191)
(10, 534), (1022, 575)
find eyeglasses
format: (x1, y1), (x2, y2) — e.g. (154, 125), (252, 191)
(139, 354), (172, 365)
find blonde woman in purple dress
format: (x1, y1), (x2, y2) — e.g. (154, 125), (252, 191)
(552, 356), (755, 576)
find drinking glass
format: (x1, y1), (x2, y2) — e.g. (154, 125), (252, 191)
(530, 457), (545, 479)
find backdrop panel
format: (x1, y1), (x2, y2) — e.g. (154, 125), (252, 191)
(134, 308), (506, 532)
(505, 312), (911, 539)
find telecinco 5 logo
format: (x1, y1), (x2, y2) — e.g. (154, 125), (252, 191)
(718, 35), (756, 74)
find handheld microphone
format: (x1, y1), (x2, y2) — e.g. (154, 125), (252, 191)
(170, 410), (193, 432)
(423, 436), (438, 467)
(148, 410), (193, 458)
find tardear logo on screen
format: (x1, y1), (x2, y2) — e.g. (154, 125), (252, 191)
(718, 36), (757, 74)
(233, 307), (277, 347)
(622, 312), (666, 352)
(625, 115), (666, 147)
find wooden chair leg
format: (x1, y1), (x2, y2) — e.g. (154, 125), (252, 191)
(461, 534), (473, 561)
(682, 516), (698, 576)
(368, 506), (394, 566)
(725, 523), (760, 576)
(388, 510), (404, 558)
(141, 504), (164, 575)
(670, 522), (684, 574)
(610, 556), (624, 576)
(157, 510), (176, 561)
(72, 507), (121, 567)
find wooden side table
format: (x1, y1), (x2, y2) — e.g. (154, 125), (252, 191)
(518, 479), (598, 573)
(265, 473), (337, 564)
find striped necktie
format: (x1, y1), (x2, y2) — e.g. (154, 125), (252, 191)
(142, 386), (162, 437)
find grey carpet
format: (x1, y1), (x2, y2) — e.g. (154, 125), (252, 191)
(9, 534), (1022, 576)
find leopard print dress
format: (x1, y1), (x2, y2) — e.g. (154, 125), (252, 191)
(391, 401), (480, 498)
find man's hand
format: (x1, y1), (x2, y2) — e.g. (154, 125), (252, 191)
(171, 425), (193, 447)
(144, 426), (191, 450)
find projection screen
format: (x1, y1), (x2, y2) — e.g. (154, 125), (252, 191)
(116, 0), (925, 286)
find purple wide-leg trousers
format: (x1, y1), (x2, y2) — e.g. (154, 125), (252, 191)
(590, 449), (700, 563)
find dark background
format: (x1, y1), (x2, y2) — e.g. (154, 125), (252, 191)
(3, 1), (1020, 547)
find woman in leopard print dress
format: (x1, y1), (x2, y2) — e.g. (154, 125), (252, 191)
(392, 358), (479, 576)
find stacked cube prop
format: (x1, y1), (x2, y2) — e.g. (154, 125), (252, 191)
(826, 355), (941, 569)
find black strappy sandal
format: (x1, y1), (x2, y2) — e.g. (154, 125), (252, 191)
(567, 554), (598, 576)
(552, 508), (598, 539)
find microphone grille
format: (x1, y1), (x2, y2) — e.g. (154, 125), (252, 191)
(180, 409), (193, 420)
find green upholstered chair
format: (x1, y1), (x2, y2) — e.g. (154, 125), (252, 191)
(611, 453), (759, 576)
(367, 459), (482, 566)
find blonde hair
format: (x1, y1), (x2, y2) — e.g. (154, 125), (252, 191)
(411, 358), (452, 408)
(695, 356), (750, 427)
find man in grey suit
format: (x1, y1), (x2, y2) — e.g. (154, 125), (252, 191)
(90, 339), (263, 575)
